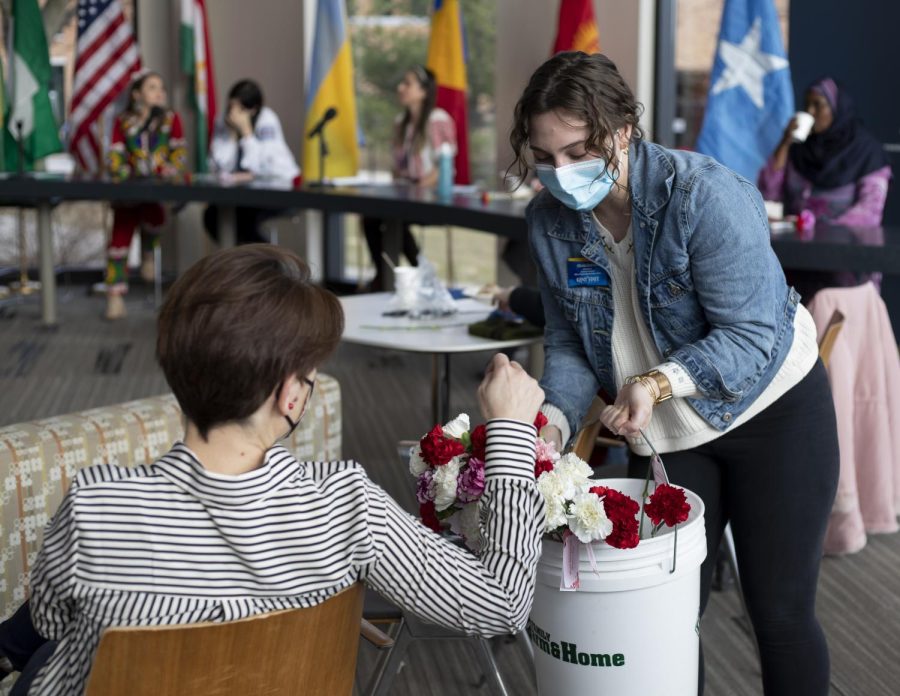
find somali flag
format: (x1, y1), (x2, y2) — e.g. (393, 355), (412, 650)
(303, 0), (359, 180)
(695, 0), (794, 181)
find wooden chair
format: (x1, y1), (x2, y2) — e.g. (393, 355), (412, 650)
(571, 396), (627, 463)
(84, 584), (365, 696)
(818, 309), (845, 369)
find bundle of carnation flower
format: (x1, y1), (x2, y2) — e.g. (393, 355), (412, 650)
(409, 412), (557, 548)
(409, 413), (691, 550)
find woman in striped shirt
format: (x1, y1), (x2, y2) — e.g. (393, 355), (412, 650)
(1, 245), (545, 695)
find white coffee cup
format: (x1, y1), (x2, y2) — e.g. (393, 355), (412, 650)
(792, 111), (815, 142)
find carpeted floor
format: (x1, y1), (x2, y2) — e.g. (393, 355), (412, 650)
(1, 287), (897, 695)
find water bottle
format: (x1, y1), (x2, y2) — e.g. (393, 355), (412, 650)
(437, 142), (454, 202)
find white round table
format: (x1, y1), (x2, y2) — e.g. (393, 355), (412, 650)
(339, 292), (542, 423)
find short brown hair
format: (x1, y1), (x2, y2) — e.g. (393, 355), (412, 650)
(508, 51), (645, 182)
(157, 245), (344, 438)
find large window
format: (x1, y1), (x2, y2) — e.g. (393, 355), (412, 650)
(343, 0), (499, 287)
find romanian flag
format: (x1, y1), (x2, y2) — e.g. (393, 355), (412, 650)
(426, 0), (469, 184)
(303, 0), (359, 180)
(181, 0), (217, 173)
(552, 0), (601, 54)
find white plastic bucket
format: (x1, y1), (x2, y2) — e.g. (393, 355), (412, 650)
(527, 478), (707, 696)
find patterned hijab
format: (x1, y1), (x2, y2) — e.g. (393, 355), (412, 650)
(790, 77), (889, 189)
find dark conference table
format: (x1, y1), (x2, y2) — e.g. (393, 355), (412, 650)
(2, 173), (899, 326)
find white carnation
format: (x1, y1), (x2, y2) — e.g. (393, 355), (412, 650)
(409, 446), (428, 476)
(567, 493), (613, 544)
(554, 453), (593, 499)
(442, 413), (470, 440)
(542, 495), (568, 531)
(432, 456), (462, 511)
(555, 452), (593, 480)
(536, 469), (565, 505)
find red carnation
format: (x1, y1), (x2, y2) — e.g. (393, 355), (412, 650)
(645, 484), (691, 527)
(535, 458), (555, 478)
(419, 501), (441, 533)
(419, 424), (466, 467)
(591, 486), (640, 521)
(605, 515), (640, 549)
(591, 486), (641, 549)
(534, 412), (548, 431)
(470, 424), (487, 461)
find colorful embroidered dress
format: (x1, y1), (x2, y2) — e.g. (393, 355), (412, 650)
(105, 110), (187, 289)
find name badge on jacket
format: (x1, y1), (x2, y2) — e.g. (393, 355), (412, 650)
(567, 257), (609, 288)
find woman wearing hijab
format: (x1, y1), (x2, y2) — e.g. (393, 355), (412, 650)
(759, 77), (891, 227)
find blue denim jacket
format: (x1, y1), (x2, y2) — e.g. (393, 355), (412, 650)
(528, 139), (800, 437)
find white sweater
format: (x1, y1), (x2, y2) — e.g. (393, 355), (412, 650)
(543, 217), (819, 455)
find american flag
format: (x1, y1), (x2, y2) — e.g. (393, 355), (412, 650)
(69, 0), (142, 173)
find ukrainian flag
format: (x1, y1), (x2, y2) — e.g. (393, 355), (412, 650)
(303, 0), (359, 180)
(427, 0), (469, 184)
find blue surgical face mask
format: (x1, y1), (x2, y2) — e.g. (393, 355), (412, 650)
(534, 158), (618, 211)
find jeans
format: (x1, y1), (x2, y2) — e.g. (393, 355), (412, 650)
(629, 359), (839, 696)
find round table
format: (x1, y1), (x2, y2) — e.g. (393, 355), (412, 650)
(339, 292), (542, 424)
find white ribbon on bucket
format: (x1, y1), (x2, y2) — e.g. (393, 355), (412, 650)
(560, 531), (581, 591)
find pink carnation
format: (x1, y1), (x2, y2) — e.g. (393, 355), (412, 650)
(535, 438), (559, 466)
(457, 457), (485, 503)
(416, 470), (435, 504)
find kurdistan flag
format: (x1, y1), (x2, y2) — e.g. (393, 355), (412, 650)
(180, 0), (217, 173)
(3, 0), (62, 171)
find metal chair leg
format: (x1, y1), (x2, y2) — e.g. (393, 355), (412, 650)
(364, 618), (410, 696)
(474, 637), (510, 696)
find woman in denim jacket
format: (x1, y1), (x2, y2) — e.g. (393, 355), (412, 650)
(511, 52), (839, 696)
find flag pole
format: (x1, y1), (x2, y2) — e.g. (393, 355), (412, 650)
(12, 121), (41, 296)
(8, 13), (41, 297)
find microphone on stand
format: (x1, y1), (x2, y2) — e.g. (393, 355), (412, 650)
(307, 107), (338, 139)
(307, 107), (338, 186)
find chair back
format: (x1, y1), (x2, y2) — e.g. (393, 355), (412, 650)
(84, 583), (365, 696)
(818, 309), (845, 368)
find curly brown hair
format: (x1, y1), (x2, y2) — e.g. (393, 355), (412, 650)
(508, 52), (645, 183)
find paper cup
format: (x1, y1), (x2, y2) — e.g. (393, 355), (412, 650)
(393, 266), (420, 310)
(792, 112), (815, 142)
(764, 200), (784, 220)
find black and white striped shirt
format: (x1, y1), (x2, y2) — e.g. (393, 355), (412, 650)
(29, 419), (542, 695)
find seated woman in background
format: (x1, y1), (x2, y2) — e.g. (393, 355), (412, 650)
(759, 77), (891, 228)
(363, 65), (457, 290)
(0, 245), (545, 696)
(105, 71), (186, 320)
(205, 79), (300, 245)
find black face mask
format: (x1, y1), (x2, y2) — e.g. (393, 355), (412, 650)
(281, 414), (302, 441)
(277, 377), (316, 442)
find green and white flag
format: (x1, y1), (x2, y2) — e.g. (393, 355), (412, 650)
(3, 0), (63, 171)
(180, 0), (216, 173)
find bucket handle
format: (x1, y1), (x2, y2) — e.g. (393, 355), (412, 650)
(638, 429), (678, 574)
